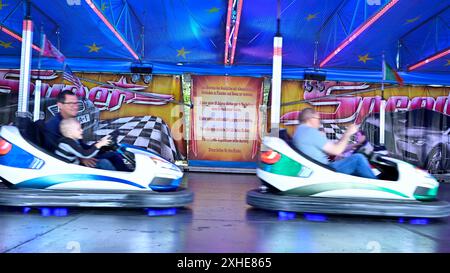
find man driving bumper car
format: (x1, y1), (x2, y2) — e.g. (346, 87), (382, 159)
(292, 108), (376, 179)
(44, 90), (130, 171)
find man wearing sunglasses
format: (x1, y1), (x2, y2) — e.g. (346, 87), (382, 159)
(292, 107), (376, 179)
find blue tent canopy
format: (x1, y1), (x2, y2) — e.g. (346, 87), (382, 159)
(0, 0), (448, 85)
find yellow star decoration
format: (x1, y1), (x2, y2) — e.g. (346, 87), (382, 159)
(0, 0), (9, 10)
(208, 7), (219, 13)
(306, 13), (319, 21)
(358, 54), (373, 64)
(177, 47), (190, 59)
(101, 2), (108, 12)
(86, 43), (102, 53)
(445, 59), (450, 66)
(0, 40), (13, 49)
(404, 16), (420, 24)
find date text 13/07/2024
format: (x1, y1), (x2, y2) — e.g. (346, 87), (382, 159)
(177, 257), (272, 271)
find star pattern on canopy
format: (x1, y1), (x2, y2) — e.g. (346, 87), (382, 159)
(445, 59), (450, 66)
(306, 13), (319, 21)
(101, 2), (109, 12)
(0, 0), (9, 10)
(208, 7), (219, 13)
(404, 16), (421, 24)
(86, 42), (102, 53)
(0, 40), (13, 49)
(0, 0), (447, 78)
(358, 54), (373, 64)
(177, 47), (190, 59)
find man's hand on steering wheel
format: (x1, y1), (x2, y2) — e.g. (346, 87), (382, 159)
(345, 124), (359, 136)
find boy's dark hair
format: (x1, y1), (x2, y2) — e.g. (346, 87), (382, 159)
(57, 90), (77, 103)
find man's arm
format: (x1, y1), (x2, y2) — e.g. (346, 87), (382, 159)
(322, 124), (358, 156)
(44, 117), (61, 152)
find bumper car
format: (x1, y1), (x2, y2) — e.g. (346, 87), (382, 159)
(0, 124), (193, 208)
(247, 131), (450, 218)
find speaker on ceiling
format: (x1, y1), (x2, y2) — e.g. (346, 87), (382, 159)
(130, 66), (153, 74)
(304, 70), (326, 81)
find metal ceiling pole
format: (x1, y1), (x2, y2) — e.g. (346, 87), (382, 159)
(141, 25), (145, 59)
(85, 0), (140, 60)
(317, 0), (347, 39)
(399, 6), (449, 41)
(380, 52), (387, 146)
(314, 0), (347, 69)
(34, 24), (44, 122)
(320, 0), (400, 67)
(224, 0), (243, 65)
(313, 40), (318, 68)
(1, 0), (22, 25)
(17, 0), (33, 118)
(224, 0), (234, 64)
(408, 47), (450, 71)
(270, 0), (282, 137)
(396, 40), (401, 70)
(56, 26), (61, 50)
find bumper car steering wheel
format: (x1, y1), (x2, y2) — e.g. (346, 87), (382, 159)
(100, 130), (136, 166)
(353, 141), (396, 168)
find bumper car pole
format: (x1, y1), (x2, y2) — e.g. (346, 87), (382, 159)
(33, 80), (42, 121)
(270, 0), (283, 138)
(380, 53), (386, 146)
(380, 100), (386, 146)
(16, 0), (34, 132)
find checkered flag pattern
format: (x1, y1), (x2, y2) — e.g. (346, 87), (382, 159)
(320, 123), (347, 141)
(95, 116), (182, 162)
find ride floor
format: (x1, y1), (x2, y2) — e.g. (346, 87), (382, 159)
(1, 172), (450, 253)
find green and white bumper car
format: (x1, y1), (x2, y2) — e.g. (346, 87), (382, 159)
(247, 136), (450, 218)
